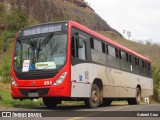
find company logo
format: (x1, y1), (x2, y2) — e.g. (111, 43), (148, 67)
(2, 112), (11, 117)
(32, 82), (36, 86)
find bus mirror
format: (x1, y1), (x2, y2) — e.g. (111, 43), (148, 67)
(78, 38), (83, 48)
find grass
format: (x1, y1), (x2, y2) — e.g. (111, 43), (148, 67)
(0, 81), (44, 108)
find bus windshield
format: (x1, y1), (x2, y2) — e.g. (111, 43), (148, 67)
(14, 33), (67, 72)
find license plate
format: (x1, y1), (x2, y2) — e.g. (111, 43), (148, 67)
(28, 93), (39, 97)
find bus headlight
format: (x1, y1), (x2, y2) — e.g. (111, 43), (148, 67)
(11, 77), (17, 87)
(53, 72), (67, 86)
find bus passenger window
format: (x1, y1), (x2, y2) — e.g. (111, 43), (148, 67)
(106, 45), (109, 54)
(148, 63), (151, 70)
(126, 53), (129, 61)
(119, 50), (122, 59)
(129, 55), (132, 63)
(138, 59), (140, 66)
(102, 42), (106, 53)
(115, 48), (119, 58)
(90, 38), (94, 49)
(108, 45), (115, 57)
(135, 57), (138, 65)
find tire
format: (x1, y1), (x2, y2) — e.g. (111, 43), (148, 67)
(43, 97), (61, 108)
(102, 99), (112, 106)
(85, 84), (100, 108)
(128, 87), (141, 105)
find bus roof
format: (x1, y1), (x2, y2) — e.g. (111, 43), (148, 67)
(69, 21), (151, 63)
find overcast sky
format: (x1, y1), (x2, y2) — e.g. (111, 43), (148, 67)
(85, 0), (160, 43)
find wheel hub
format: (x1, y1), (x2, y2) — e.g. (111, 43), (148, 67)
(91, 90), (98, 102)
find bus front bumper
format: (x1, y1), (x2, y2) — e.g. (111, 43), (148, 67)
(11, 85), (71, 99)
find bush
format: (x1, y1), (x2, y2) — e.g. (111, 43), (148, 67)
(0, 57), (11, 83)
(152, 67), (160, 102)
(5, 9), (29, 31)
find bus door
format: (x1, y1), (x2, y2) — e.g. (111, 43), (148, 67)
(71, 32), (90, 97)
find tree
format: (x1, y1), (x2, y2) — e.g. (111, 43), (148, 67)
(5, 9), (28, 31)
(145, 39), (152, 45)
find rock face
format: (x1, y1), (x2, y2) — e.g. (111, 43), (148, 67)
(0, 0), (120, 34)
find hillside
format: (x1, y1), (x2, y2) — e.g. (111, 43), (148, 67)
(0, 0), (160, 68)
(0, 0), (119, 33)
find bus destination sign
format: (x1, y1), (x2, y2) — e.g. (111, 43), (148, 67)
(20, 23), (67, 36)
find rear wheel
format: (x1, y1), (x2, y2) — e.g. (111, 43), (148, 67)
(128, 87), (141, 105)
(85, 84), (100, 108)
(43, 97), (61, 108)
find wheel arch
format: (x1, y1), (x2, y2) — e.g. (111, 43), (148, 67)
(92, 78), (103, 90)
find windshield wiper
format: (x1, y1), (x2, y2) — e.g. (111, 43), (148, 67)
(38, 32), (54, 50)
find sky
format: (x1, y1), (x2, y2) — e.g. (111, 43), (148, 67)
(85, 0), (160, 43)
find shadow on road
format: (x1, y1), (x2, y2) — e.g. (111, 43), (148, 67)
(21, 104), (129, 111)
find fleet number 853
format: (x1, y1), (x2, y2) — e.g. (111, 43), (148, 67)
(44, 81), (52, 86)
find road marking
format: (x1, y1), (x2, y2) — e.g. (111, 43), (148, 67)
(67, 105), (133, 120)
(67, 112), (98, 120)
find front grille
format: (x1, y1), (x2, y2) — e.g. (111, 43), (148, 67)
(15, 70), (58, 80)
(19, 88), (50, 97)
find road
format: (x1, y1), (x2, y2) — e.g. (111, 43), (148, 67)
(0, 104), (160, 120)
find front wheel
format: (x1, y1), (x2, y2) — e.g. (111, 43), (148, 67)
(85, 84), (100, 108)
(43, 97), (61, 108)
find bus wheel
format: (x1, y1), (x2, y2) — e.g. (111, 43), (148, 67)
(43, 97), (61, 108)
(85, 84), (100, 108)
(128, 87), (141, 105)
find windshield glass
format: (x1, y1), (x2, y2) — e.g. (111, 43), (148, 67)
(14, 33), (67, 72)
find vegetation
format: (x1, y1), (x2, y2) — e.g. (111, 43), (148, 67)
(0, 81), (44, 108)
(152, 68), (160, 102)
(0, 57), (11, 83)
(5, 9), (28, 31)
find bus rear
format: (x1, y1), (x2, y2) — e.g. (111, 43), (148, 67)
(11, 22), (72, 107)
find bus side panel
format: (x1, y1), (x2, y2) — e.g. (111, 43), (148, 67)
(71, 63), (153, 99)
(120, 69), (153, 98)
(71, 64), (91, 97)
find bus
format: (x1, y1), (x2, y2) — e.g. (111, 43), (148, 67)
(11, 21), (153, 108)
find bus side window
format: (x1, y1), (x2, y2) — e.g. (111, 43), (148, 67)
(135, 57), (138, 65)
(126, 53), (129, 62)
(148, 63), (151, 77)
(102, 42), (106, 53)
(129, 55), (132, 63)
(115, 48), (119, 58)
(108, 45), (115, 57)
(90, 38), (94, 49)
(71, 35), (86, 60)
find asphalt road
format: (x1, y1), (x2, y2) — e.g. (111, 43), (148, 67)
(0, 104), (160, 120)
